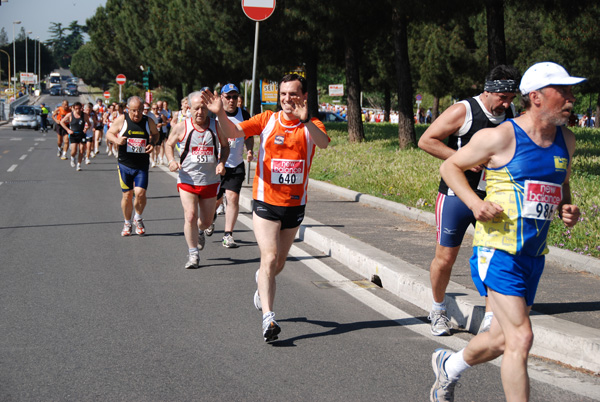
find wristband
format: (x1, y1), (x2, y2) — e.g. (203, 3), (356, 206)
(168, 159), (175, 165)
(300, 117), (310, 124)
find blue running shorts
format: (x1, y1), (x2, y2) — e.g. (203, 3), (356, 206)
(435, 193), (476, 247)
(470, 246), (545, 306)
(118, 163), (149, 192)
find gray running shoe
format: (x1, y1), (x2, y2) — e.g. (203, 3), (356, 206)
(262, 312), (280, 342)
(477, 313), (494, 334)
(428, 310), (452, 336)
(184, 254), (199, 269)
(253, 270), (262, 311)
(430, 348), (458, 402)
(222, 234), (239, 248)
(198, 231), (206, 250)
(204, 223), (215, 237)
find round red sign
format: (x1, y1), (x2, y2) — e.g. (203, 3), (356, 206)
(103, 91), (110, 99)
(241, 0), (276, 21)
(116, 74), (127, 85)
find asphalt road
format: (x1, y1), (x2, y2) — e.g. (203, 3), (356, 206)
(1, 119), (599, 401)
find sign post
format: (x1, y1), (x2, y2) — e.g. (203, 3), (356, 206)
(116, 74), (126, 102)
(241, 0), (276, 117)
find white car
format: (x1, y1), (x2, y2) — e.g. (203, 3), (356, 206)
(12, 105), (41, 131)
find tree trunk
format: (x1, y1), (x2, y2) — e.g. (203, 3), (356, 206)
(432, 96), (440, 122)
(344, 33), (365, 143)
(486, 0), (507, 69)
(305, 47), (320, 118)
(384, 84), (391, 122)
(596, 93), (600, 128)
(392, 8), (416, 148)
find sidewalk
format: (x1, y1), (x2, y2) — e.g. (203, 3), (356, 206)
(238, 177), (600, 373)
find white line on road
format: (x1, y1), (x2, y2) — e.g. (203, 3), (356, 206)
(28, 147), (34, 152)
(19, 154), (27, 160)
(10, 138), (22, 141)
(7, 164), (17, 172)
(236, 212), (600, 401)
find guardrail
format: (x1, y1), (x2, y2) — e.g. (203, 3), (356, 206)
(7, 95), (30, 120)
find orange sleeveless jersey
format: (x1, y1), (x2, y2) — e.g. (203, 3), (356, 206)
(239, 110), (328, 207)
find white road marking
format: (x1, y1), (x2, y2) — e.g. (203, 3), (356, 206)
(19, 154), (27, 160)
(7, 164), (17, 172)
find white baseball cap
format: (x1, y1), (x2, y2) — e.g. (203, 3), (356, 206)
(520, 62), (586, 95)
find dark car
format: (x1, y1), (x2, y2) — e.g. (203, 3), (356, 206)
(64, 84), (78, 96)
(50, 86), (62, 96)
(317, 111), (347, 122)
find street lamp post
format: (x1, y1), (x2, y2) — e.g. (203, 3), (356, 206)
(26, 31), (32, 94)
(37, 37), (40, 91)
(12, 20), (21, 97)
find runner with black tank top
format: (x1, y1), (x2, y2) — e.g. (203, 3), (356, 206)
(105, 96), (159, 237)
(417, 65), (521, 337)
(164, 90), (230, 269)
(60, 101), (92, 171)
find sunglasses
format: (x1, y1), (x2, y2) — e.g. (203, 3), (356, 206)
(223, 95), (238, 100)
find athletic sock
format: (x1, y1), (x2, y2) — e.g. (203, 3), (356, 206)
(124, 219), (131, 225)
(263, 311), (274, 320)
(189, 247), (199, 256)
(444, 349), (471, 380)
(134, 213), (142, 221)
(432, 299), (446, 311)
(224, 232), (232, 237)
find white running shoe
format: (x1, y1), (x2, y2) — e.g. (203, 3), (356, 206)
(428, 310), (452, 336)
(430, 349), (459, 402)
(198, 231), (206, 250)
(61, 152), (67, 160)
(76, 163), (82, 171)
(253, 270), (262, 311)
(216, 203), (225, 215)
(204, 223), (215, 237)
(262, 312), (281, 342)
(151, 160), (156, 168)
(121, 222), (132, 237)
(107, 150), (112, 156)
(57, 147), (61, 157)
(85, 157), (91, 165)
(222, 234), (239, 248)
(70, 157), (76, 168)
(184, 254), (199, 269)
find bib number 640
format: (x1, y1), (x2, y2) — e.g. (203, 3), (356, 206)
(278, 173), (297, 184)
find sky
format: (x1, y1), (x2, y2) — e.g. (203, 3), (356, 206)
(0, 0), (107, 42)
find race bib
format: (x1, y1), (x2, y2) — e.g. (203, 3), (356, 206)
(228, 138), (237, 149)
(271, 159), (304, 185)
(191, 145), (215, 163)
(477, 170), (487, 192)
(127, 138), (146, 153)
(522, 180), (562, 220)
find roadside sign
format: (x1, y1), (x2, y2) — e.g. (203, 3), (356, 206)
(145, 91), (153, 104)
(116, 74), (126, 85)
(103, 91), (110, 99)
(416, 94), (422, 101)
(242, 0), (276, 21)
(329, 84), (344, 97)
(261, 80), (278, 104)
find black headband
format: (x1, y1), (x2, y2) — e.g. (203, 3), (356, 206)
(484, 79), (518, 93)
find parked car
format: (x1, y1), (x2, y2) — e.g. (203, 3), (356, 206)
(317, 111), (347, 122)
(49, 86), (62, 96)
(12, 105), (41, 131)
(64, 84), (78, 96)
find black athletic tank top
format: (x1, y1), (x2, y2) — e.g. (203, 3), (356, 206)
(70, 112), (85, 134)
(438, 97), (514, 197)
(117, 114), (151, 169)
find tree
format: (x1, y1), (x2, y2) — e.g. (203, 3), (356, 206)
(0, 28), (8, 47)
(71, 43), (110, 87)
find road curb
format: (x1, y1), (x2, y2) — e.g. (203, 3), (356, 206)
(238, 184), (600, 373)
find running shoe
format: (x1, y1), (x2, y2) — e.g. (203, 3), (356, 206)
(107, 150), (112, 156)
(430, 349), (458, 402)
(91, 151), (96, 158)
(253, 270), (262, 311)
(428, 310), (452, 336)
(184, 253), (199, 269)
(134, 219), (145, 235)
(85, 157), (91, 165)
(121, 222), (132, 237)
(477, 313), (494, 334)
(70, 157), (76, 168)
(262, 312), (281, 342)
(205, 223), (215, 237)
(151, 160), (156, 168)
(198, 230), (206, 250)
(222, 234), (239, 248)
(57, 147), (61, 157)
(216, 203), (225, 215)
(76, 163), (82, 171)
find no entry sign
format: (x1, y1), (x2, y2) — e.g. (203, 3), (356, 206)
(103, 91), (110, 99)
(116, 74), (127, 85)
(241, 0), (276, 21)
